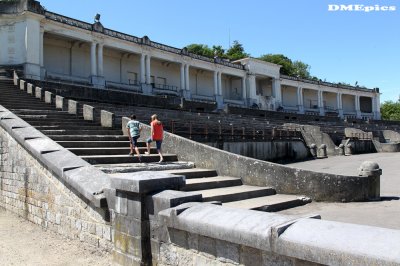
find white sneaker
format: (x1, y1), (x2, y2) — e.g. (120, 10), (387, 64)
(144, 151), (149, 155)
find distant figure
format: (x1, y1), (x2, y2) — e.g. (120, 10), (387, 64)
(145, 114), (164, 163)
(126, 114), (142, 162)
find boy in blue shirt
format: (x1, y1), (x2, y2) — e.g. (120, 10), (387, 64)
(126, 114), (142, 162)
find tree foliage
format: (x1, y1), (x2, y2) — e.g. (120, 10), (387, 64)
(381, 100), (400, 121)
(186, 41), (248, 61)
(225, 40), (249, 61)
(258, 54), (311, 79)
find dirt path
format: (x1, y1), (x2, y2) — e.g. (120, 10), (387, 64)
(0, 208), (112, 266)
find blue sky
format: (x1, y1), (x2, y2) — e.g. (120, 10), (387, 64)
(38, 0), (399, 102)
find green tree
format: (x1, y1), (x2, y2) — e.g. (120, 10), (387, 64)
(186, 44), (213, 58)
(212, 45), (225, 58)
(258, 54), (294, 76)
(292, 60), (311, 79)
(225, 40), (249, 61)
(381, 100), (400, 121)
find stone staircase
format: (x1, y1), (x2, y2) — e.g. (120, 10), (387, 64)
(0, 75), (311, 212)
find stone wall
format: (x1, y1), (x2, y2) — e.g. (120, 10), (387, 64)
(157, 203), (400, 266)
(122, 117), (375, 202)
(0, 106), (113, 251)
(206, 140), (309, 162)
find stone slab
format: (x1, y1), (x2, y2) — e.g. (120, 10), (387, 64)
(276, 218), (400, 265)
(110, 171), (185, 194)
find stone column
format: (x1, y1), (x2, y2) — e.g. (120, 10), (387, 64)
(375, 93), (381, 120)
(90, 42), (97, 77)
(110, 172), (186, 266)
(145, 55), (151, 85)
(337, 92), (344, 118)
(24, 17), (42, 79)
(242, 76), (247, 103)
(184, 64), (190, 97)
(140, 54), (146, 84)
(216, 71), (223, 109)
(318, 90), (325, 116)
(97, 44), (104, 77)
(355, 95), (361, 119)
(213, 71), (218, 96)
(297, 87), (304, 114)
(272, 78), (282, 108)
(180, 63), (185, 93)
(39, 27), (45, 78)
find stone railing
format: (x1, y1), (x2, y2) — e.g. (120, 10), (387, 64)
(30, 8), (245, 71)
(281, 74), (373, 92)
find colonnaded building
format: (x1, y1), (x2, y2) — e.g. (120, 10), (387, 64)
(0, 0), (381, 120)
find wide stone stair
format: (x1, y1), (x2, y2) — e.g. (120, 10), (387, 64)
(0, 75), (311, 212)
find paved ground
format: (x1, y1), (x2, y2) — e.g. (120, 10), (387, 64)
(279, 153), (400, 230)
(0, 208), (112, 266)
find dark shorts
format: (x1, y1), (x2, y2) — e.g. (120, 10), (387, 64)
(131, 136), (140, 147)
(146, 137), (162, 150)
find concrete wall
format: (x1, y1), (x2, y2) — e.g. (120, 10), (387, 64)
(342, 94), (356, 112)
(206, 140), (309, 162)
(323, 91), (337, 110)
(281, 85), (297, 107)
(190, 69), (214, 96)
(157, 203), (400, 266)
(382, 130), (400, 143)
(0, 106), (112, 251)
(303, 88), (318, 108)
(124, 117), (375, 202)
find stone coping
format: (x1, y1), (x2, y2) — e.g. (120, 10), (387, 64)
(0, 105), (111, 208)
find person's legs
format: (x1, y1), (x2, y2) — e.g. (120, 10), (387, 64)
(132, 137), (142, 161)
(156, 140), (164, 162)
(146, 137), (152, 154)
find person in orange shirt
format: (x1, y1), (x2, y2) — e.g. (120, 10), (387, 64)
(145, 114), (164, 163)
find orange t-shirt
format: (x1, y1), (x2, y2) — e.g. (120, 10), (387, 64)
(151, 120), (163, 140)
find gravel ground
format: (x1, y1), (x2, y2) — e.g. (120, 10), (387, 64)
(0, 208), (112, 266)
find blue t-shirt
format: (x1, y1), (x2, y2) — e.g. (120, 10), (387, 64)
(126, 120), (141, 137)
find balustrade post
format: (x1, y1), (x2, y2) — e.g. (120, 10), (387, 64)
(231, 124), (234, 140)
(189, 122), (192, 139)
(242, 127), (245, 140)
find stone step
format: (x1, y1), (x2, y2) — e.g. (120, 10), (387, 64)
(11, 109), (70, 115)
(57, 140), (134, 148)
(29, 121), (99, 127)
(197, 185), (276, 203)
(160, 168), (218, 179)
(35, 125), (108, 130)
(68, 147), (157, 156)
(101, 161), (195, 174)
(48, 135), (129, 141)
(39, 129), (122, 135)
(20, 118), (87, 123)
(182, 176), (242, 191)
(223, 194), (311, 212)
(80, 154), (178, 164)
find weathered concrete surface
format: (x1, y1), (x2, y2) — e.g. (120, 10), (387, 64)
(382, 130), (400, 142)
(122, 117), (373, 202)
(101, 110), (114, 128)
(281, 152), (400, 229)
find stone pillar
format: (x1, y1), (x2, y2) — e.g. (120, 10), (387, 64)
(242, 76), (247, 103)
(374, 93), (381, 120)
(24, 17), (42, 79)
(180, 63), (185, 94)
(337, 93), (344, 118)
(216, 71), (223, 109)
(110, 172), (186, 266)
(90, 42), (97, 77)
(297, 87), (304, 114)
(97, 43), (104, 77)
(183, 64), (191, 99)
(358, 161), (381, 200)
(355, 95), (362, 119)
(145, 55), (151, 85)
(272, 78), (282, 108)
(213, 71), (218, 96)
(338, 144), (345, 156)
(140, 54), (146, 84)
(318, 90), (325, 116)
(39, 27), (45, 78)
